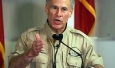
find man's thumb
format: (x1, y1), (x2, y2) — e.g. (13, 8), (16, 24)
(35, 34), (40, 40)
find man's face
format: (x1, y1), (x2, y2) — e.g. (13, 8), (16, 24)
(45, 0), (73, 33)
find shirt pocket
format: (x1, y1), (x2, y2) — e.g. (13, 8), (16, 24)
(67, 51), (82, 68)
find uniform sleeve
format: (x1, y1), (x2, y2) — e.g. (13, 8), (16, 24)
(8, 38), (25, 62)
(83, 39), (104, 67)
(8, 32), (28, 63)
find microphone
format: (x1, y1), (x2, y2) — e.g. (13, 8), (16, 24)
(52, 34), (63, 41)
(52, 34), (63, 68)
(52, 34), (84, 68)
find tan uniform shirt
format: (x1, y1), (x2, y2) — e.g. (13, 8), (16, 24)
(8, 22), (104, 68)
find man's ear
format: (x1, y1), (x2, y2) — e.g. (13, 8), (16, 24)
(69, 8), (74, 18)
(45, 5), (48, 14)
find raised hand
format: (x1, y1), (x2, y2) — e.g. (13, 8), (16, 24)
(28, 34), (44, 57)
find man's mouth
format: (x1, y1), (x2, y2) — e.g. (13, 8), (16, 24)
(54, 19), (62, 24)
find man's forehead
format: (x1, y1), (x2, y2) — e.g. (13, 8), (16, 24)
(49, 0), (70, 4)
(49, 0), (71, 7)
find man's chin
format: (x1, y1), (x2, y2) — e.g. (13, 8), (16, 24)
(54, 26), (62, 29)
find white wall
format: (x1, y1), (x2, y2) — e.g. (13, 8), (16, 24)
(93, 0), (115, 38)
(92, 38), (115, 68)
(3, 0), (47, 41)
(2, 0), (115, 68)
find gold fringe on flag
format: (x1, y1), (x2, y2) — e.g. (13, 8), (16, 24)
(80, 0), (96, 36)
(0, 42), (4, 68)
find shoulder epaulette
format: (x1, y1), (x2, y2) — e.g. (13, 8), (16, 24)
(69, 27), (91, 42)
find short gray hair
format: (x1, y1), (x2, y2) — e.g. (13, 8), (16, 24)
(46, 0), (75, 9)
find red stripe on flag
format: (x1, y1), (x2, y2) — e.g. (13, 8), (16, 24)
(0, 0), (4, 68)
(74, 0), (96, 36)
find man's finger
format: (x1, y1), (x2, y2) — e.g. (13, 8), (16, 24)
(35, 34), (40, 40)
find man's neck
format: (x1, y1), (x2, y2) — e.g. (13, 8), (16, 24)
(52, 28), (65, 34)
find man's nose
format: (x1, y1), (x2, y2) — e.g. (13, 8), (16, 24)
(56, 9), (62, 17)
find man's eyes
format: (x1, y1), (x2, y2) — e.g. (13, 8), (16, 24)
(62, 8), (68, 11)
(51, 6), (68, 11)
(52, 6), (58, 9)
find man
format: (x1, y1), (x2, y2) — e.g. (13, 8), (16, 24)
(8, 0), (104, 68)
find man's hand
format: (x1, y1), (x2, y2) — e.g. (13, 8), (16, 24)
(28, 34), (44, 57)
(93, 64), (104, 68)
